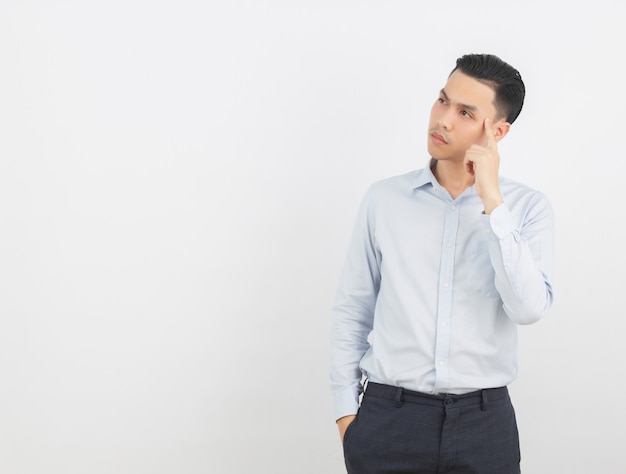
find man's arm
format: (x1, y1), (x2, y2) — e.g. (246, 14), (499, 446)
(329, 187), (380, 422)
(465, 117), (554, 323)
(483, 197), (554, 324)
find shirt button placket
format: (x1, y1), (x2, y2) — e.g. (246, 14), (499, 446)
(433, 199), (460, 393)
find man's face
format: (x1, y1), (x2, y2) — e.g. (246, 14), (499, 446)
(427, 70), (502, 163)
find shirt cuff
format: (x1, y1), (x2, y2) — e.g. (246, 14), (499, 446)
(333, 386), (360, 421)
(482, 203), (516, 240)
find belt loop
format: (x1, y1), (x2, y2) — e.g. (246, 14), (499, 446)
(481, 389), (487, 411)
(395, 387), (404, 408)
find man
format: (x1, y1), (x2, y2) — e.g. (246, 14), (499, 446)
(330, 54), (554, 473)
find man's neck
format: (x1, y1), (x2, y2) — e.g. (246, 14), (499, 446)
(430, 159), (474, 200)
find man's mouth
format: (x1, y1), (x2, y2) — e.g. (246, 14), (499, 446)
(431, 132), (447, 145)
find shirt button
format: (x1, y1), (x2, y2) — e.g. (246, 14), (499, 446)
(446, 242), (452, 248)
(441, 321), (447, 327)
(443, 282), (449, 288)
(438, 361), (445, 366)
(450, 204), (456, 210)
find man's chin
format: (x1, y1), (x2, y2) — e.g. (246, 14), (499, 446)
(427, 144), (446, 161)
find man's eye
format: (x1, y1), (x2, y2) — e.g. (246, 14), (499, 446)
(438, 98), (446, 104)
(460, 110), (472, 118)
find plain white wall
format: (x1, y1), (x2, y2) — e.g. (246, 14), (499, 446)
(0, 1), (624, 472)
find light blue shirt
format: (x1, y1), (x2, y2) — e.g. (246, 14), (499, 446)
(330, 163), (554, 420)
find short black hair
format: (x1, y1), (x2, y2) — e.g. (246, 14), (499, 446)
(451, 54), (525, 124)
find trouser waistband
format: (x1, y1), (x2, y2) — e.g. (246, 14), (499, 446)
(364, 382), (509, 409)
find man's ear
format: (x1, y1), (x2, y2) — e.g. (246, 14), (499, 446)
(494, 121), (511, 142)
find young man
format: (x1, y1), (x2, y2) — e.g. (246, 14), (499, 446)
(330, 54), (554, 473)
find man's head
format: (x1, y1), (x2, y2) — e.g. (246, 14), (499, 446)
(428, 54), (525, 163)
(451, 54), (525, 124)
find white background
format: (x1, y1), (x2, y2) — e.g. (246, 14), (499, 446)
(0, 1), (624, 473)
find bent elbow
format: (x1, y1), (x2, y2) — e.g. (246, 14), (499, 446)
(506, 285), (554, 325)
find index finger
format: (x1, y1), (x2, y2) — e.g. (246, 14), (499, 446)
(483, 117), (496, 149)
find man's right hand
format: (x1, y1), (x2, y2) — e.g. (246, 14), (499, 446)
(337, 415), (357, 444)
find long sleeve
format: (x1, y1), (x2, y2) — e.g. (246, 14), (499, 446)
(329, 188), (381, 420)
(484, 192), (555, 325)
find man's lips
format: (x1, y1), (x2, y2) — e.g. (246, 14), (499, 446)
(431, 132), (447, 145)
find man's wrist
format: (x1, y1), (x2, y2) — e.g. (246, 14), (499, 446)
(336, 414), (357, 424)
(482, 195), (504, 215)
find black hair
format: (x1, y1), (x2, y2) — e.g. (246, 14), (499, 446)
(451, 54), (525, 124)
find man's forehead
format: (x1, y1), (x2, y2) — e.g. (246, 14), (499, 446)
(442, 71), (496, 112)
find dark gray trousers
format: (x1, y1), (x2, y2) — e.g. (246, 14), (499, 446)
(343, 382), (521, 474)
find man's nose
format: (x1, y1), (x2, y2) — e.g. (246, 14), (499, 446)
(437, 109), (454, 130)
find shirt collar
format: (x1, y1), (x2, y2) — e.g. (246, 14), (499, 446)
(410, 159), (439, 190)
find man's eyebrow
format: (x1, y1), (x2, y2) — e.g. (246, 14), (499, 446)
(440, 88), (479, 112)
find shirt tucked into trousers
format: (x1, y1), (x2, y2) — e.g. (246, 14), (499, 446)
(330, 164), (554, 471)
(343, 383), (520, 474)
